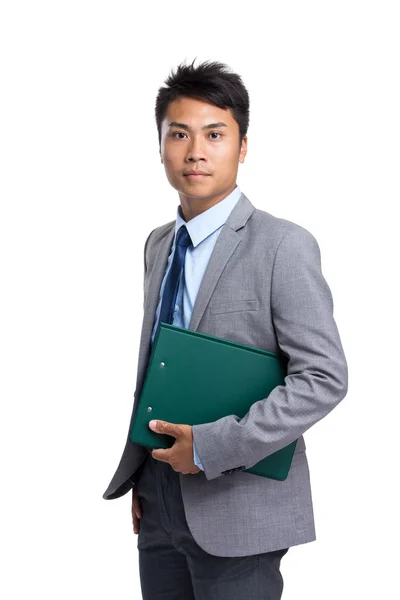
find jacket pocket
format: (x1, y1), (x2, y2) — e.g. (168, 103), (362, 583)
(209, 298), (258, 315)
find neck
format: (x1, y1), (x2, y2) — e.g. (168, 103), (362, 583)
(178, 184), (236, 221)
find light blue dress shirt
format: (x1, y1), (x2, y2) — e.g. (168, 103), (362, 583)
(150, 184), (242, 470)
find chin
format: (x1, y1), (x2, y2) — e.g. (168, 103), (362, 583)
(185, 185), (216, 196)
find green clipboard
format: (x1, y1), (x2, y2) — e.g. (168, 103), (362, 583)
(129, 323), (298, 480)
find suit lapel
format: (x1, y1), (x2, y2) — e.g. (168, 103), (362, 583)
(189, 192), (256, 331)
(134, 226), (175, 395)
(188, 225), (242, 331)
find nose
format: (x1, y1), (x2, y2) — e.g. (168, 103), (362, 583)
(186, 135), (206, 163)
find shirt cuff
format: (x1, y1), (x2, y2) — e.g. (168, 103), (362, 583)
(193, 439), (204, 470)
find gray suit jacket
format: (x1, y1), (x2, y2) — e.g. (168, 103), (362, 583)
(102, 192), (348, 557)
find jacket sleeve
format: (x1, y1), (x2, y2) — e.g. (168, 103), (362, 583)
(191, 225), (348, 481)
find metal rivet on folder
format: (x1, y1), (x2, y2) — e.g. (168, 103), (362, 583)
(160, 362), (165, 367)
(147, 406), (152, 412)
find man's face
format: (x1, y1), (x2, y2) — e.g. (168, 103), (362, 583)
(159, 97), (247, 210)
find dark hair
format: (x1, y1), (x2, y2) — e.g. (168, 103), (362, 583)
(155, 58), (250, 148)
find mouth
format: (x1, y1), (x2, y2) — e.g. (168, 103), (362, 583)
(184, 173), (211, 179)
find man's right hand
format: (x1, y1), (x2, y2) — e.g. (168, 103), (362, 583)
(131, 487), (142, 535)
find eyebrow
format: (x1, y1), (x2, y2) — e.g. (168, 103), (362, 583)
(168, 121), (228, 131)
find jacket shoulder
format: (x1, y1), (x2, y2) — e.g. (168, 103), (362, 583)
(146, 220), (175, 247)
(252, 207), (318, 245)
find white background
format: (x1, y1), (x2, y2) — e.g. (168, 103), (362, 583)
(1, 1), (399, 598)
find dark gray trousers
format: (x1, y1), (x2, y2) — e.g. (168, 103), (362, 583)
(136, 451), (289, 599)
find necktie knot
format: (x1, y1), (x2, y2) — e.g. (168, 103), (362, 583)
(176, 225), (192, 249)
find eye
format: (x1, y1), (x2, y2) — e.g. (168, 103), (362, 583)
(171, 131), (222, 139)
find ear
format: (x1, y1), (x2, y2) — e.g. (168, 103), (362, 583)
(239, 135), (247, 163)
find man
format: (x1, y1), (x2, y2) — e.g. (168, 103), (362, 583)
(103, 59), (348, 599)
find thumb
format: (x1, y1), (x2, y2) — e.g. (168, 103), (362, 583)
(149, 420), (180, 438)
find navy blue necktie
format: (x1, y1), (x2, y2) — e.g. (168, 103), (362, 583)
(158, 225), (192, 327)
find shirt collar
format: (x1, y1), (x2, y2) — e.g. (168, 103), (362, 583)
(174, 185), (242, 248)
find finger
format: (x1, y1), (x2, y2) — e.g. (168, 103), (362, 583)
(132, 489), (142, 517)
(132, 512), (140, 535)
(132, 498), (142, 519)
(131, 495), (141, 535)
(151, 448), (172, 463)
(149, 420), (180, 438)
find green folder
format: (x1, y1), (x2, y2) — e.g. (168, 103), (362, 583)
(129, 323), (298, 480)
